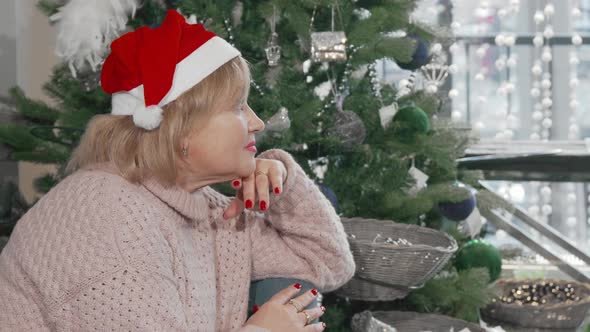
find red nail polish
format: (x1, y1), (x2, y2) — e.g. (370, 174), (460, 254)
(245, 200), (253, 209)
(293, 283), (302, 289)
(320, 306), (326, 312)
(274, 187), (280, 194)
(233, 180), (240, 187)
(311, 289), (318, 296)
(253, 304), (259, 313)
(260, 201), (267, 211)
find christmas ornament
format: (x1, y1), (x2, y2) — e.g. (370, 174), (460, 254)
(255, 107), (290, 142)
(454, 239), (502, 282)
(396, 35), (430, 71)
(50, 0), (140, 76)
(311, 31), (347, 63)
(407, 159), (429, 196)
(420, 63), (449, 94)
(457, 207), (484, 238)
(378, 103), (398, 128)
(265, 5), (281, 66)
(310, 5), (347, 63)
(438, 184), (476, 221)
(328, 110), (366, 150)
(390, 105), (430, 141)
(494, 281), (582, 307)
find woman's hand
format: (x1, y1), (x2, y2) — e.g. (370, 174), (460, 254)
(244, 284), (326, 332)
(223, 158), (287, 220)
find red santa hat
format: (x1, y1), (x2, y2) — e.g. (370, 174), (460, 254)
(101, 9), (240, 130)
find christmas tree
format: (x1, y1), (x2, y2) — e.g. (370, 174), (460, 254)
(0, 0), (502, 329)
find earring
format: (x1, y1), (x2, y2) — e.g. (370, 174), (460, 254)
(182, 147), (188, 157)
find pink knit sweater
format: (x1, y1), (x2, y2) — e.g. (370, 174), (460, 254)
(0, 149), (355, 331)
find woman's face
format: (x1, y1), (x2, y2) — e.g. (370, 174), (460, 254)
(180, 94), (265, 186)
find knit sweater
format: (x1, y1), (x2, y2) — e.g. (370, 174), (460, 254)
(0, 149), (355, 331)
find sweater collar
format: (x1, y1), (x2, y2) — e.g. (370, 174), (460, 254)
(143, 179), (210, 222)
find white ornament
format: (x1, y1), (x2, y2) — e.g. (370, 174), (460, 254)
(534, 11), (545, 24)
(302, 59), (312, 74)
(313, 81), (332, 100)
(449, 64), (459, 74)
(532, 111), (543, 121)
(543, 25), (554, 39)
(506, 55), (518, 67)
(431, 43), (443, 54)
(530, 88), (541, 98)
(541, 79), (551, 89)
(448, 89), (459, 98)
(504, 34), (516, 47)
(570, 55), (580, 65)
(475, 73), (485, 81)
(531, 65), (542, 76)
(426, 84), (438, 94)
(494, 34), (506, 46)
(451, 110), (462, 122)
(544, 4), (555, 17)
(542, 97), (553, 108)
(572, 34), (583, 46)
(407, 164), (429, 195)
(572, 7), (582, 18)
(306, 75), (313, 83)
(542, 204), (552, 215)
(476, 46), (487, 58)
(541, 48), (552, 62)
(542, 118), (553, 128)
(533, 34), (544, 47)
(378, 103), (398, 129)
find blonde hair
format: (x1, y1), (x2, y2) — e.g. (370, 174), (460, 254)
(67, 56), (251, 186)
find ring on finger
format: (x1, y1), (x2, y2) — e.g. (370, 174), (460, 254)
(299, 310), (312, 325)
(287, 299), (303, 312)
(255, 170), (268, 177)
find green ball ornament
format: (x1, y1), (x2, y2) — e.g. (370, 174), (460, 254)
(391, 105), (430, 141)
(454, 239), (502, 282)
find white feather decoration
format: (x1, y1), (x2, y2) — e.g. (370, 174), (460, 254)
(50, 0), (139, 77)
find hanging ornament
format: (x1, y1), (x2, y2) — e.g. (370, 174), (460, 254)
(390, 105), (430, 142)
(454, 239), (502, 282)
(329, 110), (366, 150)
(310, 6), (347, 63)
(407, 158), (429, 196)
(265, 5), (281, 67)
(420, 62), (449, 94)
(438, 186), (476, 222)
(378, 103), (399, 129)
(396, 35), (430, 71)
(255, 107), (291, 142)
(457, 207), (484, 238)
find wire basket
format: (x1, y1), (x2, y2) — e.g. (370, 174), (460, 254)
(351, 310), (486, 332)
(336, 217), (458, 301)
(482, 278), (590, 329)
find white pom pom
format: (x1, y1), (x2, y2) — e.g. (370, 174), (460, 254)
(133, 105), (164, 130)
(51, 0), (140, 76)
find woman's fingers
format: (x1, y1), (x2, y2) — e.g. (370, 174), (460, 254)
(267, 283), (303, 305)
(242, 172), (256, 210)
(299, 306), (326, 328)
(303, 321), (327, 331)
(267, 164), (283, 196)
(290, 288), (319, 313)
(255, 171), (270, 211)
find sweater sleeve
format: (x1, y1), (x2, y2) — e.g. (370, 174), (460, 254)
(247, 149), (355, 293)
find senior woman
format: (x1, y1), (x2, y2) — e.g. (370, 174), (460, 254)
(0, 10), (355, 332)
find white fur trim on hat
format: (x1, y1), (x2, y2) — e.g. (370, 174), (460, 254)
(133, 105), (163, 130)
(111, 36), (240, 130)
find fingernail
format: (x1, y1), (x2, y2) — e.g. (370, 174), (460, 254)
(320, 305), (326, 312)
(233, 180), (240, 187)
(274, 187), (280, 194)
(311, 289), (318, 296)
(322, 322), (327, 329)
(260, 200), (267, 211)
(293, 283), (302, 289)
(245, 200), (253, 209)
(253, 304), (259, 313)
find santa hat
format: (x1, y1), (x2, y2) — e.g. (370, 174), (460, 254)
(101, 10), (240, 130)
